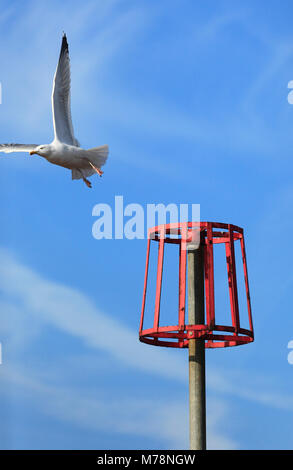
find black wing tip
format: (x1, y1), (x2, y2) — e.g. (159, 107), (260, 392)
(61, 32), (69, 54)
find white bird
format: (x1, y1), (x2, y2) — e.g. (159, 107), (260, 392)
(0, 34), (109, 188)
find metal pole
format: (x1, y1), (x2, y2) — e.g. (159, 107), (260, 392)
(188, 241), (206, 450)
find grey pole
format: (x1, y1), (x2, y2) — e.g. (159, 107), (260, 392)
(187, 241), (206, 450)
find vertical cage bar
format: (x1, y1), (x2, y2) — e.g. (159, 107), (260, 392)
(205, 223), (215, 328)
(153, 228), (165, 331)
(227, 226), (240, 333)
(178, 223), (187, 331)
(240, 235), (253, 334)
(225, 241), (234, 328)
(139, 237), (151, 333)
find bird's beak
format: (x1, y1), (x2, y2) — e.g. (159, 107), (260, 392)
(29, 150), (36, 155)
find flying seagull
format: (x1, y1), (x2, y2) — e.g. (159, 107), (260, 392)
(0, 34), (109, 188)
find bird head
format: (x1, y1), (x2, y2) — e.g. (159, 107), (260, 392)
(30, 145), (49, 157)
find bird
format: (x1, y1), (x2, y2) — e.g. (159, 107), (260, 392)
(0, 34), (109, 188)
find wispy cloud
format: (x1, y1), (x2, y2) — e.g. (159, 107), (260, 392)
(192, 8), (249, 45)
(0, 362), (241, 449)
(1, 0), (291, 166)
(0, 247), (186, 381)
(0, 247), (240, 449)
(0, 363), (189, 449)
(0, 247), (292, 448)
(0, 0), (149, 141)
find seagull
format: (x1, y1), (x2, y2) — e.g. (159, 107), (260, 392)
(0, 34), (109, 188)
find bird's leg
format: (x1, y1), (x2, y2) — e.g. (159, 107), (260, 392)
(79, 170), (92, 188)
(83, 177), (92, 188)
(88, 161), (103, 176)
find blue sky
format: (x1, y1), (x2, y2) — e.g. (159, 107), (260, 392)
(0, 0), (293, 450)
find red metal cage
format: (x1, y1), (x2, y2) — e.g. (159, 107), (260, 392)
(139, 222), (253, 348)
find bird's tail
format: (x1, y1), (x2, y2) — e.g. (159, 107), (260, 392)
(86, 144), (109, 168)
(71, 145), (109, 180)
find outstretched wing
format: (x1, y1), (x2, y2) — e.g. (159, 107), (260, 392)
(0, 144), (39, 153)
(51, 34), (79, 147)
